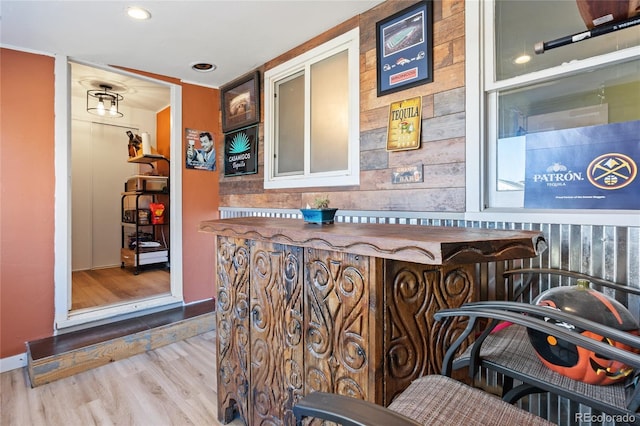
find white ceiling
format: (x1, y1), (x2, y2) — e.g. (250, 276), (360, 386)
(3, 1), (637, 113)
(2, 0), (383, 110)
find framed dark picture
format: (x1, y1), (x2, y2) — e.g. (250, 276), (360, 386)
(376, 1), (433, 97)
(221, 70), (260, 133)
(223, 125), (258, 176)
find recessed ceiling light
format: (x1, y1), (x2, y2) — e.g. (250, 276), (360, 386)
(127, 6), (151, 20)
(191, 63), (217, 73)
(514, 54), (531, 65)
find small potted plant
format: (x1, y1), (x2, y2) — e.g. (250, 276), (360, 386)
(300, 196), (338, 224)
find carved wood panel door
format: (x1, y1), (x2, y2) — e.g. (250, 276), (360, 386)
(383, 261), (475, 404)
(303, 248), (376, 403)
(249, 241), (304, 425)
(216, 236), (250, 423)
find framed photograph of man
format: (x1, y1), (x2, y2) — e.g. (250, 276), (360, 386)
(185, 128), (216, 171)
(221, 70), (260, 133)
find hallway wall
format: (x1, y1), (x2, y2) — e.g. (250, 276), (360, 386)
(1, 48), (56, 357)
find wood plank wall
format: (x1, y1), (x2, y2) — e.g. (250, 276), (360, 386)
(218, 0), (466, 212)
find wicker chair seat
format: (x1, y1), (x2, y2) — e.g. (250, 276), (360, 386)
(387, 375), (553, 425)
(293, 375), (553, 425)
(454, 324), (629, 410)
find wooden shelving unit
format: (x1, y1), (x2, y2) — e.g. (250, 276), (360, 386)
(121, 154), (170, 274)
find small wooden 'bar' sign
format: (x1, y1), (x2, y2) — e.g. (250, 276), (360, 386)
(392, 164), (423, 184)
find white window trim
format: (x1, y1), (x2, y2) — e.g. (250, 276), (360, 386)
(264, 27), (360, 189)
(465, 1), (640, 228)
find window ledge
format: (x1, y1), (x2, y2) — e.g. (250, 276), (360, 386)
(264, 173), (359, 189)
(466, 209), (640, 227)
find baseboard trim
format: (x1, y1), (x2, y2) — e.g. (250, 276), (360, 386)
(1, 352), (27, 373)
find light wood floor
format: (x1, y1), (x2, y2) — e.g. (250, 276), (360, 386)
(1, 331), (244, 426)
(72, 267), (170, 310)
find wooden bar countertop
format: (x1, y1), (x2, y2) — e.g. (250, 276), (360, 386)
(199, 217), (547, 265)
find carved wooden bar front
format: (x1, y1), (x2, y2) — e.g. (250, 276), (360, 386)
(383, 261), (475, 404)
(249, 240), (303, 425)
(304, 248), (374, 401)
(216, 237), (250, 424)
(200, 218), (547, 425)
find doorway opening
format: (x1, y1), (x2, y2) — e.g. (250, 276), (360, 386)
(54, 58), (183, 330)
(71, 119), (170, 311)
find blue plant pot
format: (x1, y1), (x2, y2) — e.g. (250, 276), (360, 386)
(300, 208), (338, 225)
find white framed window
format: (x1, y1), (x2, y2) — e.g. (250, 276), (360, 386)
(470, 1), (640, 216)
(264, 28), (360, 189)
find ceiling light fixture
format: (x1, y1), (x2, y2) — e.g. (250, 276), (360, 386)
(191, 62), (217, 73)
(127, 6), (151, 20)
(87, 84), (124, 118)
(514, 54), (531, 65)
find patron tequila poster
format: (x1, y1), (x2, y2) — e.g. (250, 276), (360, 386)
(524, 121), (639, 209)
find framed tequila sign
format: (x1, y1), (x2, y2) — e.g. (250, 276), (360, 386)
(386, 96), (422, 151)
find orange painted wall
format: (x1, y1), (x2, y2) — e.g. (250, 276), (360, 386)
(180, 84), (220, 302)
(121, 68), (221, 303)
(1, 48), (56, 357)
(156, 106), (171, 176)
(0, 50), (220, 359)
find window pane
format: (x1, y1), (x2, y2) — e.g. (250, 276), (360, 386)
(495, 1), (640, 81)
(310, 50), (349, 173)
(275, 72), (304, 175)
(496, 59), (640, 193)
(264, 27), (359, 189)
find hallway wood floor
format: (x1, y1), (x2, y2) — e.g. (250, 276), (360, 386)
(1, 331), (243, 426)
(72, 267), (170, 310)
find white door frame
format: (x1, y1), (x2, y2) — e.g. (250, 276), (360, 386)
(53, 55), (184, 330)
